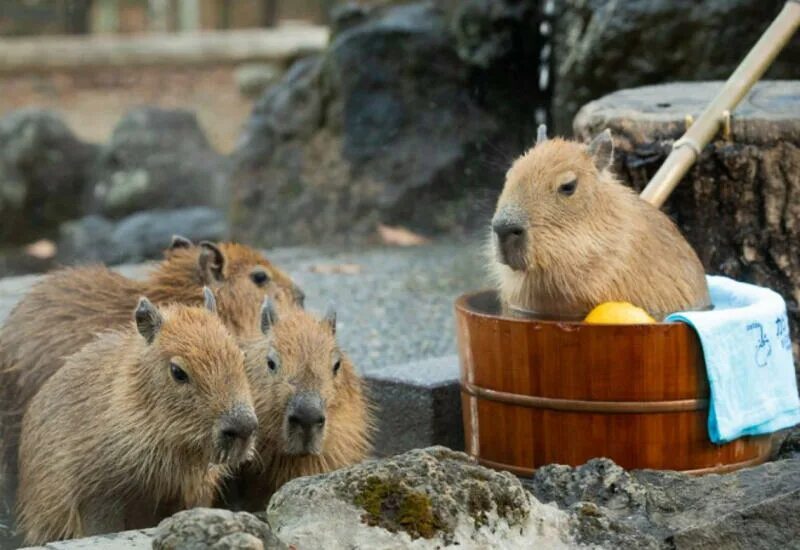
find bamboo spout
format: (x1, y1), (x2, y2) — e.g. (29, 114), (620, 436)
(640, 1), (800, 208)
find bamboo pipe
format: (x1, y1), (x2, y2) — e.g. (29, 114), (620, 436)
(640, 1), (800, 208)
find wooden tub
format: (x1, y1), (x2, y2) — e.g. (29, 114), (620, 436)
(455, 289), (773, 475)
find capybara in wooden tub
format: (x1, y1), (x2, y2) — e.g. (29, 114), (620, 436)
(458, 129), (770, 475)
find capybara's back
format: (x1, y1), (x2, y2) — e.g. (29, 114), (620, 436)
(490, 128), (710, 319)
(17, 294), (257, 544)
(0, 266), (139, 498)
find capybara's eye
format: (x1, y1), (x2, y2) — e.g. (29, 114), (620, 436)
(267, 358), (277, 372)
(558, 179), (578, 196)
(250, 270), (270, 286)
(170, 363), (189, 384)
(333, 359), (341, 375)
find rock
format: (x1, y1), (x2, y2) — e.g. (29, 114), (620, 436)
(235, 63), (283, 98)
(527, 456), (800, 547)
(574, 80), (800, 360)
(450, 0), (542, 69)
(152, 508), (285, 550)
(529, 459), (653, 522)
(329, 2), (372, 37)
(777, 426), (800, 460)
(0, 109), (96, 244)
(108, 207), (228, 261)
(230, 1), (545, 246)
(58, 207), (228, 265)
(552, 0), (800, 134)
(87, 107), (227, 218)
(57, 215), (115, 264)
(667, 488), (800, 550)
(266, 446), (575, 549)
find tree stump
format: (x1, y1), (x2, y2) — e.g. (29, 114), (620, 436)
(574, 81), (800, 363)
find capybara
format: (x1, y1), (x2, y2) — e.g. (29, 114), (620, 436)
(0, 238), (301, 494)
(225, 299), (372, 510)
(490, 127), (710, 319)
(16, 290), (257, 544)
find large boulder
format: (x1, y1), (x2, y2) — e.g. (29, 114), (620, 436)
(552, 0), (800, 134)
(574, 80), (800, 359)
(57, 207), (228, 265)
(0, 109), (96, 244)
(229, 1), (545, 246)
(528, 453), (800, 549)
(266, 446), (575, 549)
(87, 107), (227, 219)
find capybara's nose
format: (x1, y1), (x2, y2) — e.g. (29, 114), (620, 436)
(492, 219), (525, 243)
(219, 404), (258, 441)
(287, 393), (325, 432)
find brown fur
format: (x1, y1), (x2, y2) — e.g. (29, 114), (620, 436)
(228, 305), (373, 510)
(16, 302), (255, 544)
(491, 134), (710, 319)
(0, 241), (300, 498)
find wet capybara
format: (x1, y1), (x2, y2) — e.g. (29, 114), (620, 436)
(16, 290), (257, 544)
(490, 127), (710, 319)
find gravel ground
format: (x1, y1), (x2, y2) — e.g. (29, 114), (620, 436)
(0, 240), (490, 373)
(268, 241), (489, 372)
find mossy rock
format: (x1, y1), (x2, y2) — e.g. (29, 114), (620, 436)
(267, 447), (572, 549)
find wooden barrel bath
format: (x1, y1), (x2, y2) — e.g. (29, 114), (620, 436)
(455, 290), (773, 475)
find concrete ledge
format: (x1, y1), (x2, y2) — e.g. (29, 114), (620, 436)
(23, 529), (153, 549)
(364, 355), (463, 457)
(0, 25), (328, 73)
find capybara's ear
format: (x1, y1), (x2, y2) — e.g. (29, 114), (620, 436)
(260, 297), (278, 335)
(135, 297), (163, 344)
(169, 234), (193, 250)
(322, 304), (337, 335)
(203, 286), (217, 313)
(198, 241), (225, 283)
(536, 123), (547, 145)
(587, 129), (614, 172)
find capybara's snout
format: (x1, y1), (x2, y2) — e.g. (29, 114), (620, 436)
(283, 391), (326, 456)
(492, 205), (528, 271)
(214, 402), (258, 466)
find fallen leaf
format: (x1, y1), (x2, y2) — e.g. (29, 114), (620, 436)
(309, 263), (363, 275)
(25, 239), (56, 259)
(377, 223), (429, 247)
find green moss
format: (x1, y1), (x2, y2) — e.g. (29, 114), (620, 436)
(353, 476), (445, 540)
